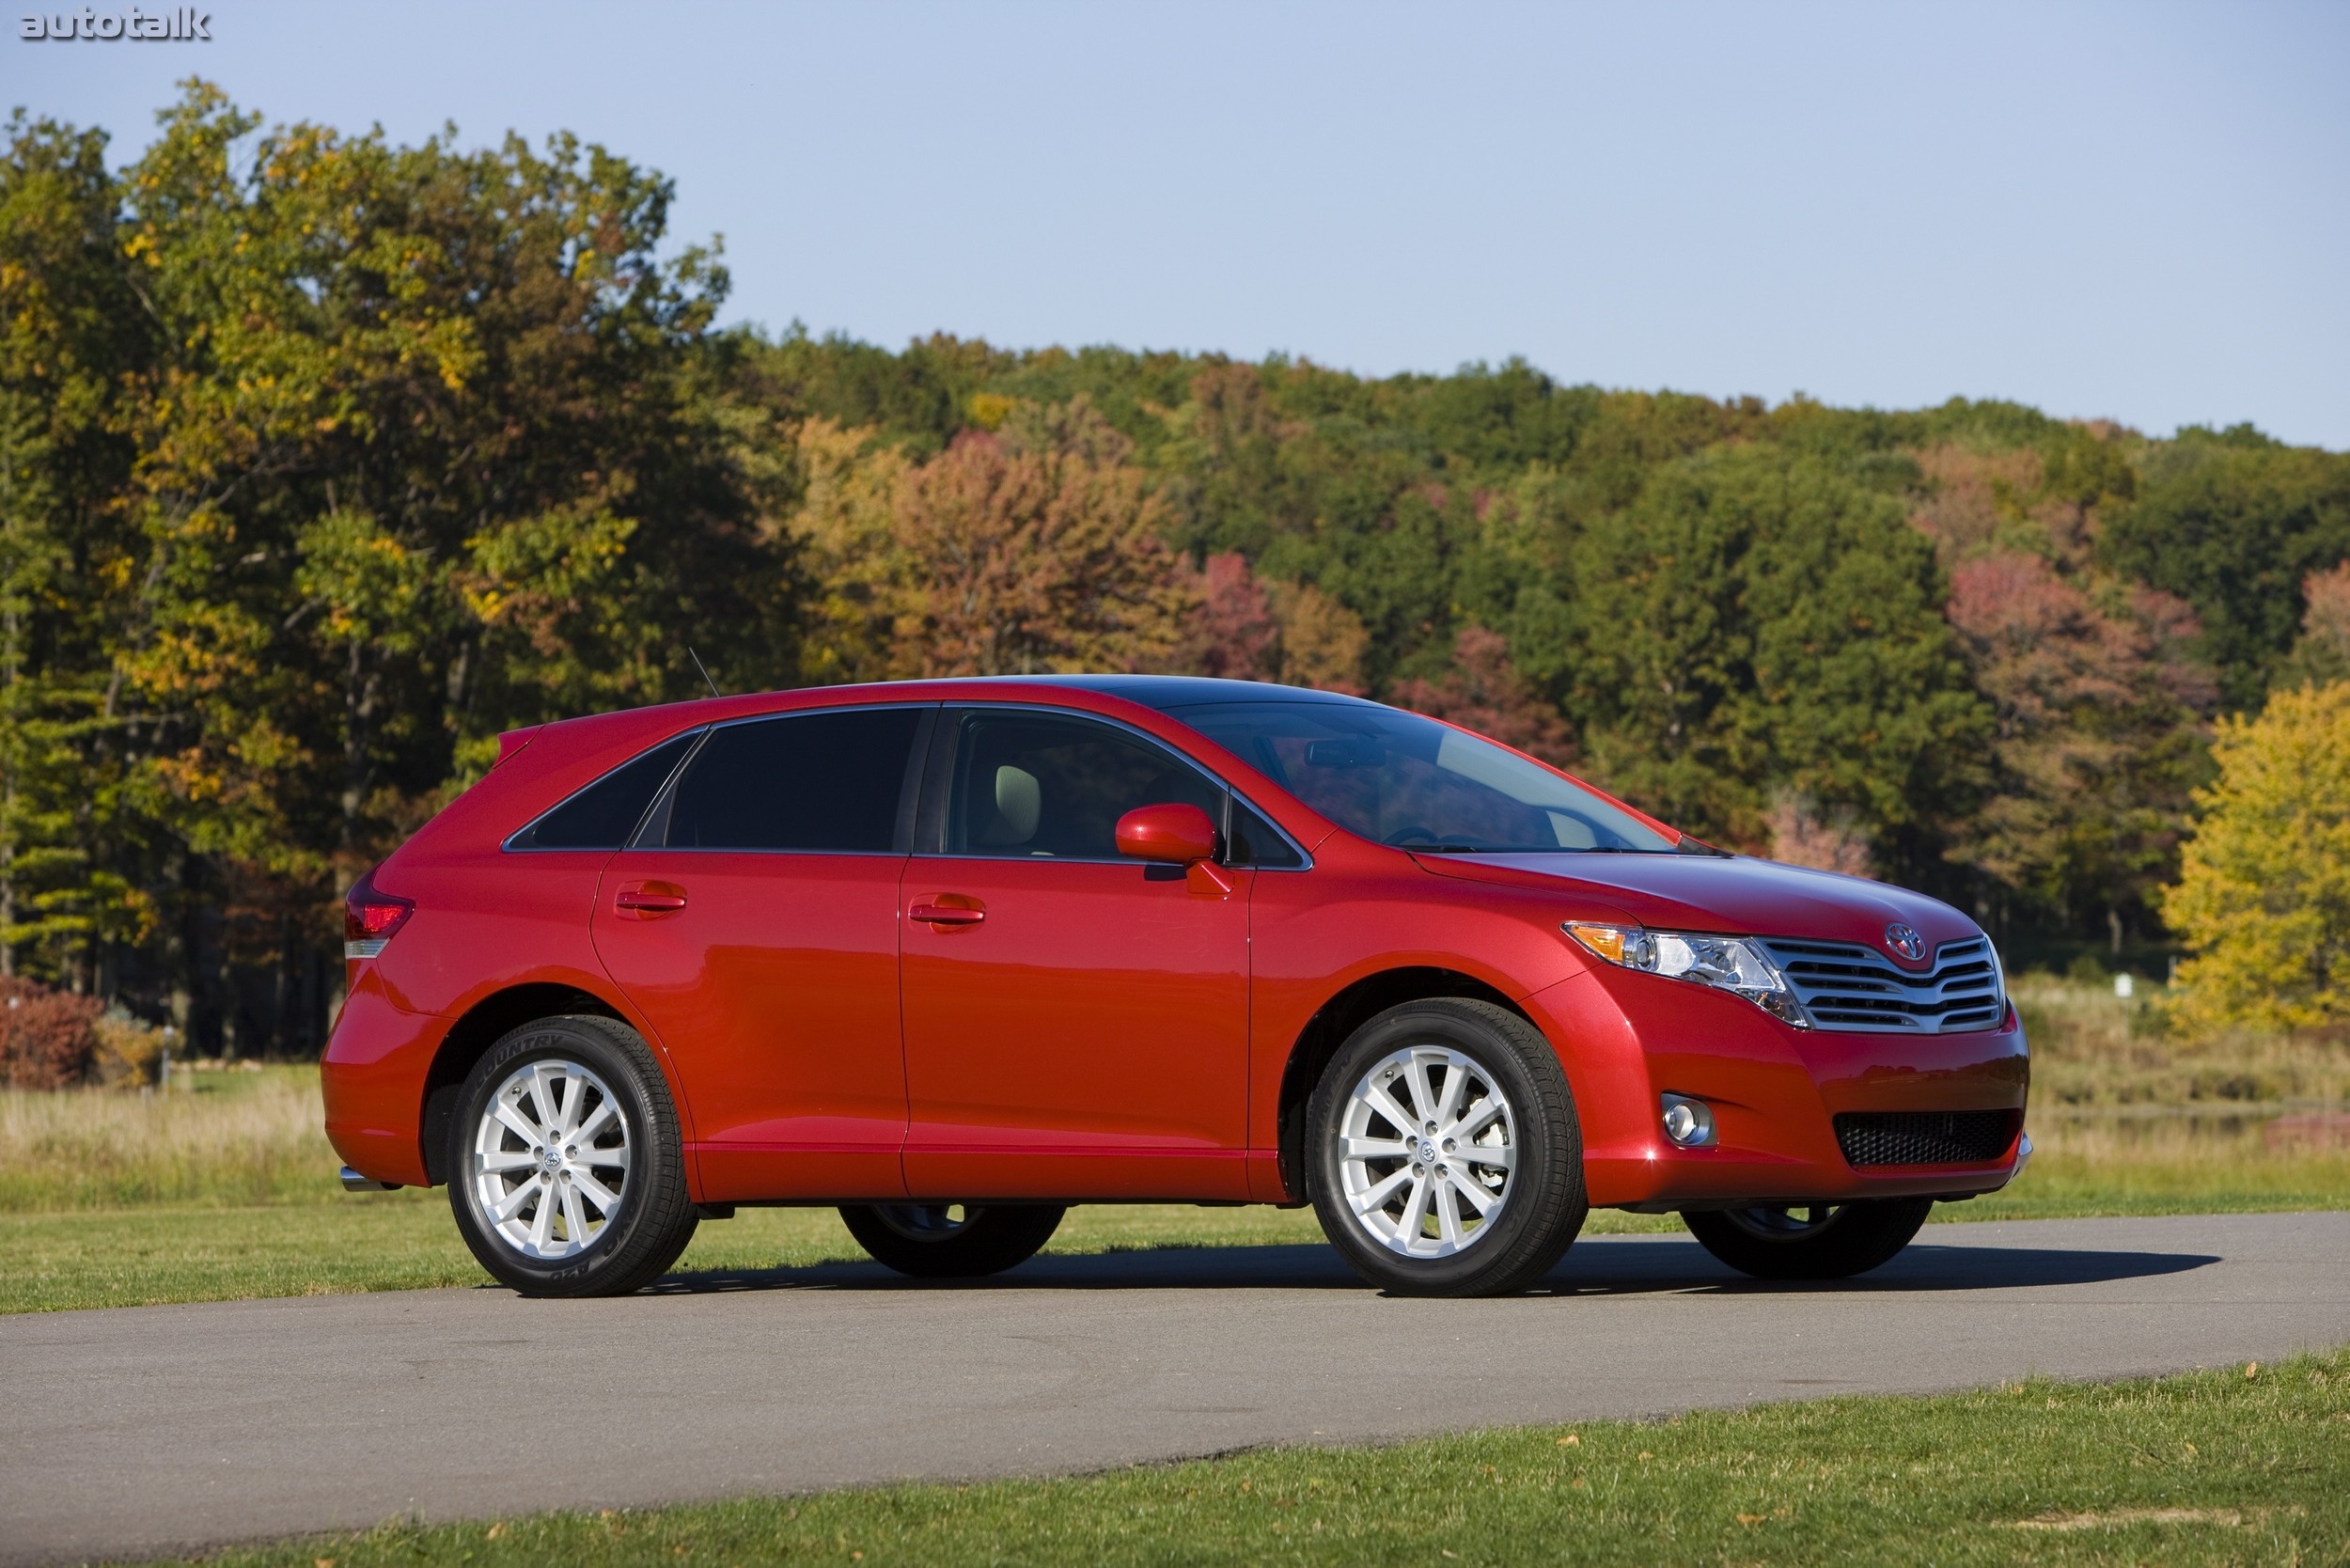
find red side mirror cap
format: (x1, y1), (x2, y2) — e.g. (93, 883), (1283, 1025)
(1115, 803), (1217, 865)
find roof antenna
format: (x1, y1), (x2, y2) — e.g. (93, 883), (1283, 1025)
(687, 648), (722, 700)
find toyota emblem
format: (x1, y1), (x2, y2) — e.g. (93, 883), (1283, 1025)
(1885, 923), (1927, 963)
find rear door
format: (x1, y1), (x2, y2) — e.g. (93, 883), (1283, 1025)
(593, 704), (932, 1201)
(897, 706), (1254, 1200)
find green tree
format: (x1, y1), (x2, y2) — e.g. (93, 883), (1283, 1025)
(2099, 428), (2350, 710)
(1562, 446), (1988, 873)
(0, 113), (152, 985)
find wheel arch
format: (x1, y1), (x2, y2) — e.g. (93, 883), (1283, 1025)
(1275, 966), (1535, 1200)
(419, 982), (628, 1184)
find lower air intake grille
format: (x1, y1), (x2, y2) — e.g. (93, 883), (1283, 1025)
(1835, 1109), (2020, 1168)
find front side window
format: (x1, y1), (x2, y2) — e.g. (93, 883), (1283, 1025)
(945, 711), (1223, 860)
(665, 707), (923, 852)
(1170, 700), (1676, 854)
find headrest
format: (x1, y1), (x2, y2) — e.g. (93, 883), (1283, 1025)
(989, 764), (1041, 843)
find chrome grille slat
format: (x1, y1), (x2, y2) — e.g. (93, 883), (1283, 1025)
(1760, 935), (2004, 1034)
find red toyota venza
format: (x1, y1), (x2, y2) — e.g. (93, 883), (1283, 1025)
(323, 677), (2030, 1298)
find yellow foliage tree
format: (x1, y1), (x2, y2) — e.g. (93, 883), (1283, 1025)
(2163, 681), (2350, 1032)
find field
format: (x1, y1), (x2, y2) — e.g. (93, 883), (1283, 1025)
(3, 976), (2345, 1314)
(146, 1348), (2350, 1568)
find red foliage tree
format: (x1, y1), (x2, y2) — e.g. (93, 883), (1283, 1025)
(1391, 627), (1575, 767)
(1943, 550), (2216, 936)
(1174, 553), (1281, 682)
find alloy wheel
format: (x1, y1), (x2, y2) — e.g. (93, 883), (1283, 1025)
(469, 1057), (632, 1259)
(1336, 1044), (1516, 1258)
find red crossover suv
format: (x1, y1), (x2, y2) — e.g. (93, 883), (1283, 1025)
(323, 677), (2029, 1298)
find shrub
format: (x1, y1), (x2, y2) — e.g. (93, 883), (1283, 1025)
(90, 1008), (166, 1087)
(0, 977), (104, 1090)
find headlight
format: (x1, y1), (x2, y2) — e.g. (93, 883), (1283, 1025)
(1563, 921), (1811, 1028)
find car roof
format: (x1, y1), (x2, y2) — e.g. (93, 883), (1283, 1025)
(950, 675), (1380, 713)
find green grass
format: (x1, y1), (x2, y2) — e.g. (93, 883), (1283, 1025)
(0, 1198), (1371, 1314)
(5, 1003), (2344, 1315)
(159, 1347), (2350, 1568)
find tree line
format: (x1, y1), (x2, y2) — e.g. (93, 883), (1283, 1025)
(4, 85), (2346, 1057)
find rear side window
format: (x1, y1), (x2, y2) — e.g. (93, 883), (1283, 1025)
(511, 729), (701, 851)
(666, 707), (922, 852)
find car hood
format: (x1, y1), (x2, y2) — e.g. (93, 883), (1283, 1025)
(1412, 851), (1982, 962)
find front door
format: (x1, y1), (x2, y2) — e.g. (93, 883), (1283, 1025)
(899, 707), (1253, 1200)
(593, 704), (932, 1201)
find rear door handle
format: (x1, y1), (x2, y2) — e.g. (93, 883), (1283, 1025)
(615, 884), (688, 914)
(909, 898), (985, 929)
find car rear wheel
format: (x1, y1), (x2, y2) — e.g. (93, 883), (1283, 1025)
(1681, 1199), (1933, 1280)
(447, 1015), (699, 1298)
(838, 1203), (1065, 1278)
(1307, 998), (1586, 1296)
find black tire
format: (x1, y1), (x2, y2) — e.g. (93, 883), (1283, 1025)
(838, 1203), (1066, 1278)
(447, 1014), (699, 1298)
(1682, 1199), (1933, 1280)
(1306, 998), (1586, 1297)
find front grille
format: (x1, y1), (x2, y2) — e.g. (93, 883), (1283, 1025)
(1759, 935), (2004, 1033)
(1835, 1109), (2020, 1168)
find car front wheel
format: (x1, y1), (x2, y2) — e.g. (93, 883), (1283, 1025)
(447, 1015), (699, 1298)
(1681, 1200), (1933, 1280)
(1307, 998), (1587, 1296)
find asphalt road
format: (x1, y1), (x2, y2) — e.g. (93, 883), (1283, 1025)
(5, 1210), (2346, 1566)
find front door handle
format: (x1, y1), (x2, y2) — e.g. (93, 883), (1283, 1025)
(615, 883), (688, 915)
(909, 897), (986, 930)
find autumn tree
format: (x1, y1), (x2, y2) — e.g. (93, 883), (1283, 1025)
(2278, 563), (2350, 690)
(881, 409), (1193, 678)
(1391, 626), (1574, 766)
(2164, 682), (2350, 1032)
(1174, 553), (1280, 682)
(1942, 552), (2217, 945)
(0, 85), (805, 1050)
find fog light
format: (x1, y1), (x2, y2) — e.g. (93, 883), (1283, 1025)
(1661, 1093), (1716, 1148)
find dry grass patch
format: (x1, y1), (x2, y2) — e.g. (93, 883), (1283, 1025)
(0, 1066), (341, 1210)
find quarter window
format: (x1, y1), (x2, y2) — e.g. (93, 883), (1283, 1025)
(946, 712), (1223, 860)
(1227, 795), (1305, 869)
(513, 729), (701, 850)
(665, 708), (922, 852)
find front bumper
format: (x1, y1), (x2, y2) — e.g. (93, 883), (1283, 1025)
(1524, 965), (2030, 1209)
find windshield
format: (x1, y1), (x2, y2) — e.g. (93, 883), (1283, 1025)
(1168, 700), (1679, 854)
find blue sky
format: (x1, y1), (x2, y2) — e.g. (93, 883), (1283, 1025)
(8, 0), (2346, 447)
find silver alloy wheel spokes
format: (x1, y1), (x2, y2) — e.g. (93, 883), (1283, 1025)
(1338, 1044), (1516, 1259)
(471, 1058), (631, 1260)
(1722, 1204), (1845, 1241)
(872, 1203), (974, 1241)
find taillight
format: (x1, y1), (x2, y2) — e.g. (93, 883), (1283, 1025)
(344, 870), (414, 960)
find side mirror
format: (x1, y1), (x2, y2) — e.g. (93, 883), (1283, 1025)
(1115, 803), (1218, 865)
